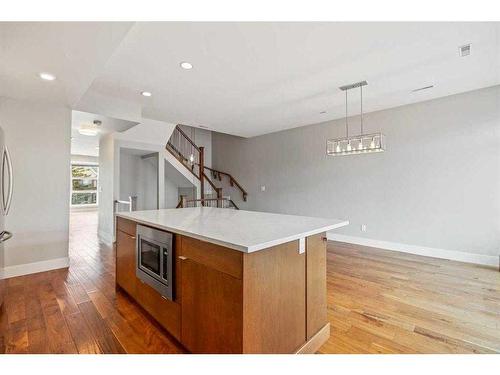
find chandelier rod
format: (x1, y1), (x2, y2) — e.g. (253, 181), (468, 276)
(360, 84), (363, 135)
(345, 90), (349, 138)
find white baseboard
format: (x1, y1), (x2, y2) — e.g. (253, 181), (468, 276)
(327, 232), (499, 268)
(0, 256), (70, 279)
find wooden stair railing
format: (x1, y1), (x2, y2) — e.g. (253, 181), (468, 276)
(166, 124), (247, 204)
(166, 125), (205, 200)
(176, 196), (239, 210)
(202, 165), (247, 202)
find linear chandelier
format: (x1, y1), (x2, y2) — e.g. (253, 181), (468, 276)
(327, 81), (385, 156)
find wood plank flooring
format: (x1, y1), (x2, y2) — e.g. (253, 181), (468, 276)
(0, 210), (184, 354)
(1, 210), (499, 354)
(319, 242), (500, 354)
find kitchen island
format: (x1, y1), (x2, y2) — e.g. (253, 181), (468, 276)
(115, 207), (348, 354)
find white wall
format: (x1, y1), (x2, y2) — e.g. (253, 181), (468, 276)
(212, 86), (500, 262)
(71, 154), (98, 165)
(0, 97), (71, 274)
(98, 133), (116, 244)
(97, 120), (212, 243)
(164, 177), (180, 208)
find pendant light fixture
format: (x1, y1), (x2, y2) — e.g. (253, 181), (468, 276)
(327, 81), (385, 156)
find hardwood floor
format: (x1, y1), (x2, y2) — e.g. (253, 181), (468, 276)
(319, 242), (500, 354)
(0, 210), (185, 354)
(1, 210), (499, 354)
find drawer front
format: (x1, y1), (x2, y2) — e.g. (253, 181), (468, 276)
(180, 236), (243, 279)
(116, 217), (137, 237)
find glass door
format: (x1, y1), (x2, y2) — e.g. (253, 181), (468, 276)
(139, 238), (161, 278)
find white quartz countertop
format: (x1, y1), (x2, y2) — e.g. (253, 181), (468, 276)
(116, 207), (349, 253)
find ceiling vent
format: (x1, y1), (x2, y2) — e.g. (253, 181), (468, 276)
(459, 44), (471, 57)
(412, 85), (434, 93)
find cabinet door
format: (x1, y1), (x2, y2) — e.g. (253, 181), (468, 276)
(242, 240), (306, 353)
(306, 233), (328, 339)
(180, 258), (243, 353)
(116, 229), (137, 298)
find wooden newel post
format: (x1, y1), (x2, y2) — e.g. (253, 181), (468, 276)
(216, 188), (223, 207)
(199, 146), (205, 205)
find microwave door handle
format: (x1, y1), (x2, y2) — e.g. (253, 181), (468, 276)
(3, 146), (13, 216)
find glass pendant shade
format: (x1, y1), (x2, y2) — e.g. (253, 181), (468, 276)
(327, 132), (385, 156)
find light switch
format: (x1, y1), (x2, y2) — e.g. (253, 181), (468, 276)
(260, 185), (266, 192)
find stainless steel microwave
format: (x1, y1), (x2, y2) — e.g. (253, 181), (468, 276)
(136, 224), (174, 300)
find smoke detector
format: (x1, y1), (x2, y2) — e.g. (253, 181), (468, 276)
(459, 44), (471, 57)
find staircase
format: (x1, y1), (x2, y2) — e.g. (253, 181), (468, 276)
(166, 125), (247, 209)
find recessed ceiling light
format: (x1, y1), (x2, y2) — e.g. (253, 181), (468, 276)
(78, 121), (101, 137)
(141, 91), (152, 97)
(180, 61), (193, 70)
(39, 72), (56, 81)
(79, 128), (99, 136)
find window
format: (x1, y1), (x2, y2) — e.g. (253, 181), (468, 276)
(71, 165), (99, 206)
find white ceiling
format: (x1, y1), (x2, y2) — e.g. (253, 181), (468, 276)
(2, 22), (500, 138)
(0, 22), (134, 106)
(71, 110), (137, 156)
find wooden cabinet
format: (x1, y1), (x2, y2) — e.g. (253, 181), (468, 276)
(180, 258), (243, 353)
(135, 277), (181, 340)
(0, 278), (5, 313)
(242, 240), (307, 353)
(115, 217), (329, 354)
(115, 225), (137, 298)
(179, 237), (243, 353)
(115, 217), (181, 341)
(306, 233), (328, 339)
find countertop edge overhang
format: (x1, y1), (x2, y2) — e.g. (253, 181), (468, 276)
(116, 208), (349, 253)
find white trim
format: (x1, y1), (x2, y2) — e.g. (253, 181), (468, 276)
(327, 232), (499, 268)
(0, 257), (70, 279)
(98, 229), (113, 245)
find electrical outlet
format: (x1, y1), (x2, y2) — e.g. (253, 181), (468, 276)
(261, 185), (266, 192)
(361, 224), (367, 232)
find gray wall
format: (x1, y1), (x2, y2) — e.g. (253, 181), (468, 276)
(119, 151), (158, 211)
(0, 98), (71, 267)
(164, 159), (197, 208)
(212, 86), (500, 257)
